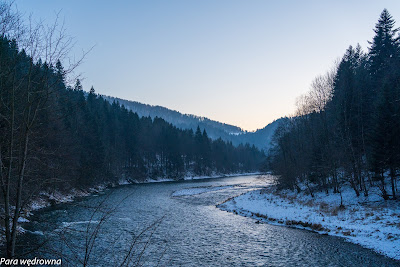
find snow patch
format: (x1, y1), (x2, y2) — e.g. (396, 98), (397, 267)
(182, 172), (260, 181)
(25, 230), (44, 236)
(62, 220), (100, 228)
(172, 186), (233, 197)
(128, 172), (261, 184)
(17, 217), (30, 223)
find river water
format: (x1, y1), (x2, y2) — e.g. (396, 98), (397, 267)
(20, 175), (399, 266)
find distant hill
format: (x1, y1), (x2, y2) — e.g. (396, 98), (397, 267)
(105, 96), (282, 152)
(230, 118), (284, 152)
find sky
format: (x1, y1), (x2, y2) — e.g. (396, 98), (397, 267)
(14, 0), (400, 131)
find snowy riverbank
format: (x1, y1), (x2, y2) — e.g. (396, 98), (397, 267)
(22, 172), (260, 220)
(138, 172), (261, 184)
(218, 178), (400, 261)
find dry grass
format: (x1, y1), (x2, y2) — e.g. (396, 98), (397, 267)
(342, 231), (352, 236)
(330, 205), (346, 216)
(304, 200), (315, 207)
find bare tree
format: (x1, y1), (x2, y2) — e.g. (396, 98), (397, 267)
(0, 1), (86, 257)
(295, 62), (338, 116)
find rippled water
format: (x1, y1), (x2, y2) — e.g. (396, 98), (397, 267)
(19, 175), (399, 266)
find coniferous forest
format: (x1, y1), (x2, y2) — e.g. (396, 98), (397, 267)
(268, 9), (400, 200)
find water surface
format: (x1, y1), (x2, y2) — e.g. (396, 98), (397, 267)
(20, 175), (399, 266)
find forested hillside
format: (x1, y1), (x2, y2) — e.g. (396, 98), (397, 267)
(106, 96), (244, 138)
(268, 9), (400, 200)
(106, 96), (282, 152)
(234, 118), (283, 152)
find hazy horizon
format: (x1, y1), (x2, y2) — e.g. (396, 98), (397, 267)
(15, 0), (400, 131)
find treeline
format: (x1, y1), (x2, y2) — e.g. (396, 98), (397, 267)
(107, 97), (245, 140)
(268, 9), (399, 200)
(58, 83), (265, 187)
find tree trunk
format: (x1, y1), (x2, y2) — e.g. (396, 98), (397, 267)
(390, 167), (396, 200)
(10, 131), (29, 257)
(4, 83), (16, 258)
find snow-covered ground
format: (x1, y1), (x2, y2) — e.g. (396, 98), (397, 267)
(5, 185), (108, 235)
(138, 172), (261, 184)
(171, 174), (268, 197)
(1, 187), (104, 242)
(27, 185), (106, 213)
(218, 178), (400, 261)
(172, 185), (233, 197)
(21, 172), (258, 222)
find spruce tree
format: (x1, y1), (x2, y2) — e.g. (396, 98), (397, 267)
(368, 9), (399, 81)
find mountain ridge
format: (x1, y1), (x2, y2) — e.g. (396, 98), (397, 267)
(104, 95), (282, 152)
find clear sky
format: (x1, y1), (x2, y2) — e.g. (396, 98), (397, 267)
(14, 0), (400, 131)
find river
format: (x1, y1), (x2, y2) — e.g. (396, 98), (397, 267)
(19, 175), (399, 266)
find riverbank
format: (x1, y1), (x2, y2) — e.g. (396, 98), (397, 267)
(140, 172), (261, 184)
(16, 174), (396, 266)
(22, 172), (260, 219)
(217, 179), (400, 261)
(3, 172), (259, 244)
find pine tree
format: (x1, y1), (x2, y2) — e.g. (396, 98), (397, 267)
(368, 9), (399, 81)
(368, 9), (400, 199)
(74, 79), (83, 91)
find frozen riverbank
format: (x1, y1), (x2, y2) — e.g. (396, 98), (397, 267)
(2, 172), (259, 244)
(22, 172), (260, 220)
(138, 172), (261, 183)
(218, 180), (400, 261)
